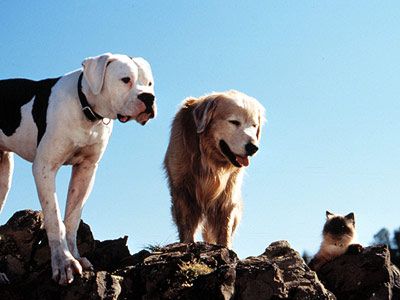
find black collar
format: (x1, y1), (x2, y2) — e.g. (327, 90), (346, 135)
(78, 72), (104, 122)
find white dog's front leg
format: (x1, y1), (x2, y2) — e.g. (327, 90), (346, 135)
(32, 158), (82, 285)
(0, 153), (13, 284)
(64, 161), (98, 270)
(0, 151), (14, 213)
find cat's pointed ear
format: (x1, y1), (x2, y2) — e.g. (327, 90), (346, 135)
(326, 211), (334, 219)
(345, 212), (355, 225)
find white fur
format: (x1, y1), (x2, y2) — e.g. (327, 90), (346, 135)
(0, 53), (155, 284)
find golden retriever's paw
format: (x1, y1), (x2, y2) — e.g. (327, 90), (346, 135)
(51, 253), (82, 285)
(78, 257), (94, 271)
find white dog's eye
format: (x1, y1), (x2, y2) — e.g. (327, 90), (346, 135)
(229, 120), (241, 127)
(148, 82), (152, 86)
(121, 77), (131, 84)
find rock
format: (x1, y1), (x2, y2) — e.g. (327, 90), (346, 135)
(235, 240), (335, 300)
(1, 209), (399, 299)
(315, 244), (400, 300)
(88, 236), (130, 272)
(0, 210), (124, 299)
(117, 242), (238, 300)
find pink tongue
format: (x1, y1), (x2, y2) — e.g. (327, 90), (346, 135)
(119, 116), (129, 123)
(236, 155), (249, 167)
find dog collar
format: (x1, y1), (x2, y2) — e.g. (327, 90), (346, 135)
(78, 72), (104, 122)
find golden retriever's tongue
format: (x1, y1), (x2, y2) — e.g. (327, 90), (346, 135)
(117, 114), (130, 123)
(236, 155), (249, 167)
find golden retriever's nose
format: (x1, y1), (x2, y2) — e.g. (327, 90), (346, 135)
(245, 142), (259, 156)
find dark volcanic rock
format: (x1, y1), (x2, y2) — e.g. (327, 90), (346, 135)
(1, 210), (399, 299)
(235, 240), (335, 300)
(117, 242), (238, 300)
(0, 210), (123, 299)
(316, 244), (400, 300)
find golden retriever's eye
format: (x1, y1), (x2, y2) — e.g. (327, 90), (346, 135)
(252, 124), (257, 128)
(148, 82), (152, 86)
(229, 120), (241, 127)
(121, 77), (131, 84)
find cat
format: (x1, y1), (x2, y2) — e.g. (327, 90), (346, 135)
(309, 211), (362, 271)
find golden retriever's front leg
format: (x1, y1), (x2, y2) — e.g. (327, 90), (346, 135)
(64, 161), (98, 271)
(202, 219), (216, 244)
(171, 190), (202, 243)
(206, 200), (242, 249)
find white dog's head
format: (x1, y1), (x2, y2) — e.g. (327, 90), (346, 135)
(82, 53), (156, 125)
(193, 90), (265, 168)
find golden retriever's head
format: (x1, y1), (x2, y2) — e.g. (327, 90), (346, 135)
(193, 90), (265, 168)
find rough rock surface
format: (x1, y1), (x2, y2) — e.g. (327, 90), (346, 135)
(0, 210), (398, 299)
(315, 244), (400, 300)
(235, 241), (334, 299)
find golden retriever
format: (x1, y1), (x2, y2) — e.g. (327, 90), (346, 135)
(164, 90), (265, 248)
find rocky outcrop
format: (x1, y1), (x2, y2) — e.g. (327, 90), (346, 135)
(235, 241), (334, 299)
(0, 210), (398, 299)
(315, 244), (400, 300)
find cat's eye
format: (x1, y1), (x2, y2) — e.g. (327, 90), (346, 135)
(121, 77), (131, 84)
(229, 120), (241, 126)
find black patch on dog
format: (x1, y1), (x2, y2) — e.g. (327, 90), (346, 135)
(32, 78), (60, 145)
(0, 79), (36, 136)
(0, 77), (60, 145)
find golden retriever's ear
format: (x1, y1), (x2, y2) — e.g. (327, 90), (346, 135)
(193, 98), (217, 133)
(256, 105), (266, 140)
(256, 112), (262, 140)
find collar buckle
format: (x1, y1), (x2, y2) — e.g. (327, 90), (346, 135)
(82, 106), (98, 121)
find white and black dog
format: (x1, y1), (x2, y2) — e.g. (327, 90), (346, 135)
(0, 53), (156, 284)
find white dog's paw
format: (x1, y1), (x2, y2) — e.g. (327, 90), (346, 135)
(77, 257), (93, 271)
(51, 252), (83, 285)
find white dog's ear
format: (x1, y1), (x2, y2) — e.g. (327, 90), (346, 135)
(193, 98), (217, 133)
(82, 53), (113, 95)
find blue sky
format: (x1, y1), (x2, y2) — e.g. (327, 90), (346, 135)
(1, 1), (399, 258)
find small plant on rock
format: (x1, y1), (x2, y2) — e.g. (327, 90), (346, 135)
(177, 259), (213, 287)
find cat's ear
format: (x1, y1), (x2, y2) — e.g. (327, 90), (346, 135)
(345, 212), (355, 225)
(326, 211), (334, 219)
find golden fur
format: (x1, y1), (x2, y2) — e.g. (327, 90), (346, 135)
(164, 90), (265, 248)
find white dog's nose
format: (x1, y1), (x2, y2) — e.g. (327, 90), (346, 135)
(138, 92), (156, 117)
(138, 93), (155, 110)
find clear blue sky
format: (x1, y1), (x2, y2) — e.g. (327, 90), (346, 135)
(1, 1), (399, 258)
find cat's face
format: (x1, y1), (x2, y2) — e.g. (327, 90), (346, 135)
(323, 211), (355, 239)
